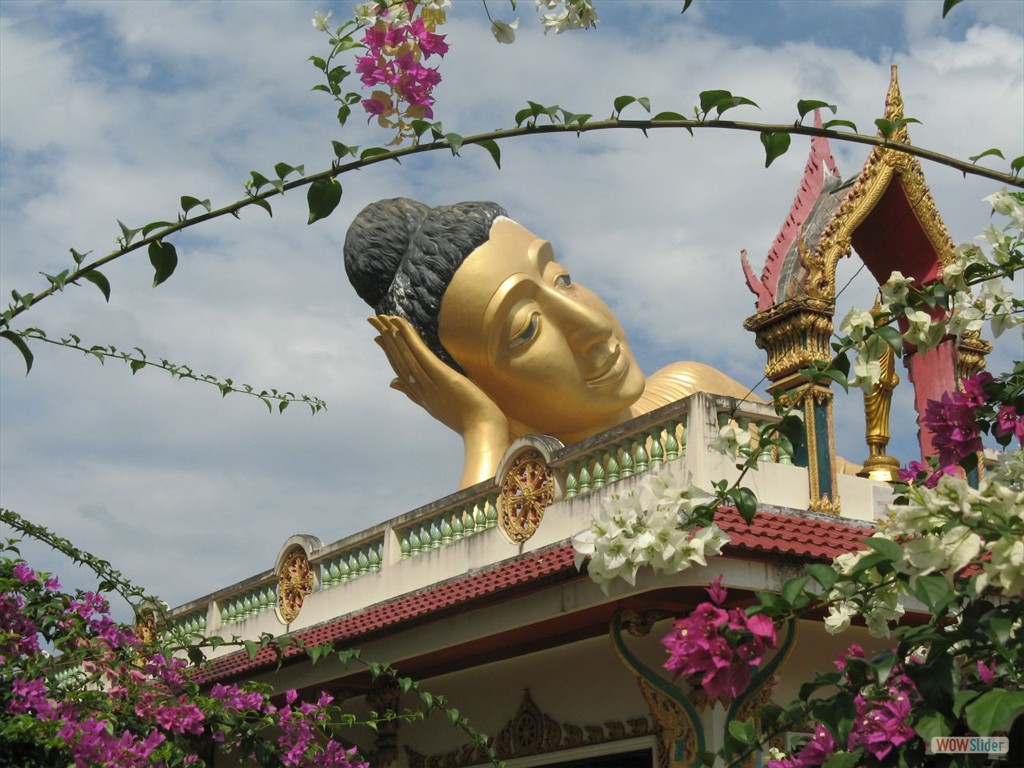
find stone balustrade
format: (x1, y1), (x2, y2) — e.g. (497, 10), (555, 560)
(165, 391), (887, 650)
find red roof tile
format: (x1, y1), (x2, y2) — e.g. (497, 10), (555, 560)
(197, 507), (874, 683)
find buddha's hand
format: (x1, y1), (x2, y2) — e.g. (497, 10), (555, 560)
(369, 316), (509, 437)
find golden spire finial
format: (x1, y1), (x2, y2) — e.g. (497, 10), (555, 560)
(882, 64), (910, 144)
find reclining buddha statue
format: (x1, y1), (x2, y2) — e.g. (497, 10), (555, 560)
(344, 198), (759, 489)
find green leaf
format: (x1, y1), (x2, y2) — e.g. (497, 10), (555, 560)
(700, 90), (758, 117)
(274, 162), (303, 180)
(514, 107), (534, 126)
(915, 712), (953, 742)
(1011, 155), (1024, 174)
(251, 198), (273, 217)
(820, 367), (849, 392)
(250, 171), (272, 191)
(699, 89), (732, 115)
(148, 240), (178, 287)
(822, 118), (858, 132)
(797, 99), (837, 121)
(760, 131), (791, 168)
(873, 324), (903, 353)
(913, 573), (954, 613)
(359, 147), (391, 161)
(81, 269), (111, 302)
(141, 221), (173, 236)
(243, 640), (259, 661)
(864, 536), (903, 563)
(306, 178), (343, 225)
(681, 0), (693, 12)
(806, 563), (839, 590)
(822, 753), (861, 768)
(965, 689), (1024, 734)
(41, 269), (70, 290)
(1, 331), (33, 374)
(969, 148), (1004, 164)
(69, 247), (91, 264)
(728, 718), (755, 744)
(729, 486), (758, 524)
(129, 358), (145, 374)
(475, 139), (501, 169)
(613, 95), (639, 117)
(117, 219), (142, 246)
(181, 196), (211, 215)
(445, 132), (464, 156)
(782, 576), (809, 606)
(942, 0), (967, 18)
(652, 111), (686, 121)
(849, 551), (890, 576)
(907, 650), (955, 715)
(331, 141), (358, 158)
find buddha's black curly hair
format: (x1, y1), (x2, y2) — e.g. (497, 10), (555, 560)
(344, 197), (508, 370)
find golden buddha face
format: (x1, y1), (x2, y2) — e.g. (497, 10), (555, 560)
(438, 217), (645, 438)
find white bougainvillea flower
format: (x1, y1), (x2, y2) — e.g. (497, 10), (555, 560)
(312, 10), (333, 31)
(572, 465), (728, 593)
(879, 270), (914, 314)
(839, 306), (876, 340)
(709, 423), (752, 461)
(491, 17), (519, 44)
(903, 307), (945, 351)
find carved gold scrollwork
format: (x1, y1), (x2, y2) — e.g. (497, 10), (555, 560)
(498, 450), (555, 544)
(956, 332), (992, 384)
(404, 689), (647, 768)
(277, 547), (314, 624)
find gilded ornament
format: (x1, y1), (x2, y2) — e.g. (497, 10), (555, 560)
(498, 450), (555, 544)
(277, 547), (315, 624)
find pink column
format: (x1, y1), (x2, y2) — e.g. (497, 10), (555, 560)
(905, 339), (958, 461)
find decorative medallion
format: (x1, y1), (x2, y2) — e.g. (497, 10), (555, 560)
(135, 608), (157, 647)
(277, 546), (314, 624)
(498, 450), (554, 544)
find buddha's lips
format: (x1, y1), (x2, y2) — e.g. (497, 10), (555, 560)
(586, 344), (624, 386)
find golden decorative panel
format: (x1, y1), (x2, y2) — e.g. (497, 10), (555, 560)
(498, 450), (555, 544)
(277, 547), (314, 624)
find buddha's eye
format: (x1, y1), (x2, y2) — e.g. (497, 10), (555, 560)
(554, 273), (573, 289)
(508, 312), (540, 350)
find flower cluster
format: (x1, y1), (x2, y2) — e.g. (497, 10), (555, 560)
(536, 0), (600, 34)
(923, 371), (993, 466)
(353, 0), (450, 143)
(0, 552), (371, 768)
(572, 466), (729, 593)
(661, 577), (777, 702)
(768, 645), (918, 767)
(838, 305), (891, 393)
(823, 544), (905, 637)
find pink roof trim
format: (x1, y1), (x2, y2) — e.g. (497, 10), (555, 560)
(743, 110), (841, 311)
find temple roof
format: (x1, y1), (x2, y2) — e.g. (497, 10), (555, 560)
(742, 110), (845, 312)
(195, 506), (874, 685)
(743, 66), (956, 313)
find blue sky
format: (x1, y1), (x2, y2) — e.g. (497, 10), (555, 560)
(1, 0), (1022, 612)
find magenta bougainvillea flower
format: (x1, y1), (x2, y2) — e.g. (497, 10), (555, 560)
(661, 576), (778, 703)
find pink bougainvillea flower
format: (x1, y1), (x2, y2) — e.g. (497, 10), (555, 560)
(995, 404), (1024, 441)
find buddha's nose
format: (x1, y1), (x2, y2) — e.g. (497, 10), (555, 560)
(545, 289), (614, 354)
